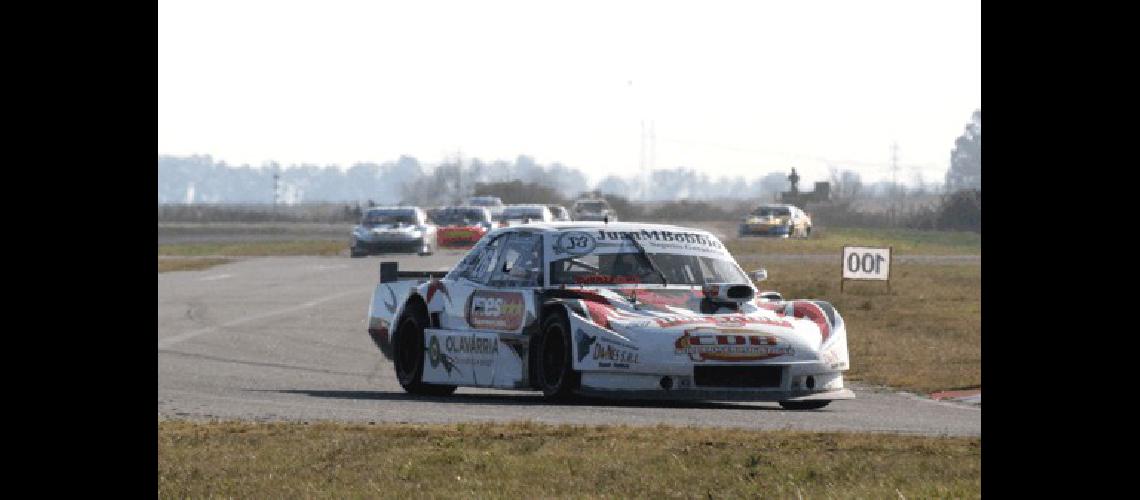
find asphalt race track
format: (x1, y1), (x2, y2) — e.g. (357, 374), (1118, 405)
(158, 251), (980, 436)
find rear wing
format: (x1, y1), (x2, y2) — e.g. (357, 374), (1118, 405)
(368, 261), (447, 360)
(379, 261), (448, 283)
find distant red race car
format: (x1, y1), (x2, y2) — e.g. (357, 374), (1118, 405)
(433, 206), (495, 247)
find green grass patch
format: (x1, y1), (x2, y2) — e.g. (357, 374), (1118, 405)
(737, 258), (980, 393)
(158, 240), (346, 257)
(157, 258), (233, 273)
(727, 227), (981, 255)
(159, 421), (980, 498)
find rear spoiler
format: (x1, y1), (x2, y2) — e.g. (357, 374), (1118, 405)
(379, 261), (448, 283)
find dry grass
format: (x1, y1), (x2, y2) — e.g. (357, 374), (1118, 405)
(738, 258), (980, 393)
(157, 258), (233, 273)
(159, 421), (980, 498)
(726, 226), (981, 255)
(158, 240), (346, 257)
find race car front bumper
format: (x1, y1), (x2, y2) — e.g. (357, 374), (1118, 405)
(740, 224), (792, 237)
(437, 228), (485, 247)
(353, 237), (427, 254)
(577, 386), (855, 402)
(575, 366), (853, 402)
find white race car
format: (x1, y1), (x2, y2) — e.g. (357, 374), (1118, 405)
(365, 222), (853, 409)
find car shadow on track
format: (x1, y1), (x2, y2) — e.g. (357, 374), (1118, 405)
(264, 389), (784, 411)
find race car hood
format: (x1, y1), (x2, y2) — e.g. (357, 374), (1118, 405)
(554, 286), (843, 366)
(356, 224), (426, 241)
(361, 224), (422, 233)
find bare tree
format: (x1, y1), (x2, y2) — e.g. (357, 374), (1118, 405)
(946, 109), (981, 191)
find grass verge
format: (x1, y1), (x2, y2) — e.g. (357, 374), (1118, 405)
(737, 258), (980, 393)
(158, 240), (346, 257)
(159, 421), (980, 498)
(726, 226), (981, 255)
(157, 258), (233, 273)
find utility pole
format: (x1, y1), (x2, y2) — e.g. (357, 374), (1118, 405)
(649, 120), (656, 175)
(890, 142), (900, 224)
(455, 149), (463, 205)
(273, 172), (280, 207)
(639, 120), (646, 201)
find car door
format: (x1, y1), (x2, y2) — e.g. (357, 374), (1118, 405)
(420, 231), (542, 388)
(436, 232), (506, 330)
(473, 230), (543, 337)
(420, 232), (506, 386)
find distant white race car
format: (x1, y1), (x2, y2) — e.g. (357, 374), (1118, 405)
(351, 206), (437, 257)
(365, 222), (852, 409)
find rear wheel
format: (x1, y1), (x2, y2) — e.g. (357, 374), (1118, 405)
(393, 311), (457, 396)
(350, 245), (366, 258)
(536, 309), (580, 400)
(779, 400), (830, 410)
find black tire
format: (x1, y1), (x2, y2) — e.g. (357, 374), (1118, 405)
(779, 400), (830, 410)
(350, 245), (366, 258)
(535, 308), (580, 400)
(804, 226), (812, 238)
(392, 310), (457, 396)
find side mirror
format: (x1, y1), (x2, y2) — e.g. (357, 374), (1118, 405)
(750, 269), (768, 282)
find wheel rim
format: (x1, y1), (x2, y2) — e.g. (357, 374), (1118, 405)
(395, 317), (421, 383)
(542, 324), (566, 388)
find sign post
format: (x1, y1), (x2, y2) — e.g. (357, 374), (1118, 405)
(841, 246), (892, 293)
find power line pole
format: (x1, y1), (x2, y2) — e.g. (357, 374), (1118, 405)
(890, 141), (899, 190)
(455, 149), (463, 205)
(273, 172), (280, 207)
(890, 142), (899, 224)
(649, 120), (656, 174)
(639, 120), (646, 201)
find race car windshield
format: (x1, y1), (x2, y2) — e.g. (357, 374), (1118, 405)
(503, 208), (546, 219)
(362, 212), (417, 226)
(751, 207), (791, 217)
(435, 209), (487, 225)
(550, 252), (748, 286)
(468, 197), (502, 207)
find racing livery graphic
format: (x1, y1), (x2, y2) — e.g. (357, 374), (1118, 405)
(674, 329), (794, 362)
(365, 222), (852, 409)
(427, 335), (460, 376)
(466, 291), (525, 331)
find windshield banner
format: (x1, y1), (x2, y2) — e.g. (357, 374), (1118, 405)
(546, 228), (731, 261)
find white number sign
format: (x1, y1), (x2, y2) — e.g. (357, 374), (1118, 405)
(842, 246), (891, 280)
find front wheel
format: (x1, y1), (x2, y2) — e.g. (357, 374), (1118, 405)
(535, 309), (580, 400)
(393, 311), (457, 396)
(779, 400), (830, 410)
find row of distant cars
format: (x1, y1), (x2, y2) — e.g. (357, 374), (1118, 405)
(349, 197), (618, 257)
(350, 198), (812, 257)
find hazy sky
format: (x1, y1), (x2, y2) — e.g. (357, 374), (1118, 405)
(159, 0), (980, 186)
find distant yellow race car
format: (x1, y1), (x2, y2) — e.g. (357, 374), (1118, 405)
(739, 204), (812, 238)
